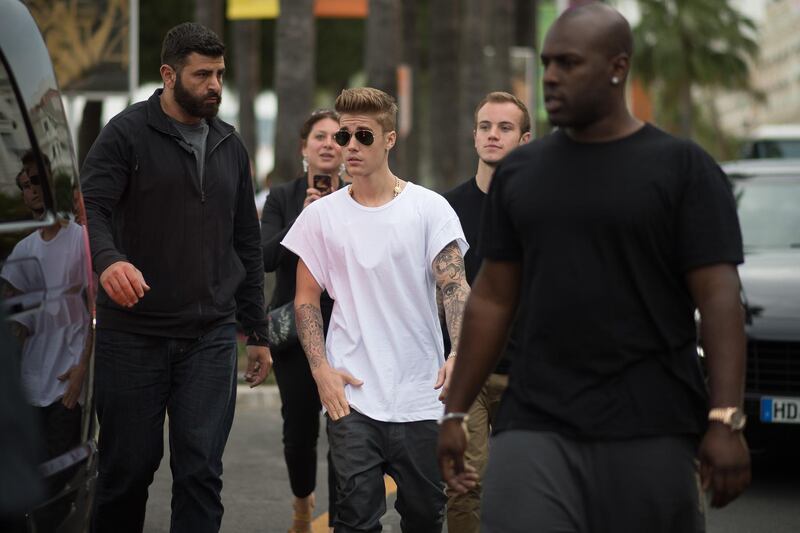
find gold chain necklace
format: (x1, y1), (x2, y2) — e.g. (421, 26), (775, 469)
(349, 176), (402, 199)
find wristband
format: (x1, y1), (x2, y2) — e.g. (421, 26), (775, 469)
(437, 412), (469, 425)
(447, 351), (457, 360)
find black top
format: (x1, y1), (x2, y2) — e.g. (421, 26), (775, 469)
(261, 176), (336, 345)
(81, 90), (267, 341)
(444, 178), (512, 374)
(480, 124), (744, 440)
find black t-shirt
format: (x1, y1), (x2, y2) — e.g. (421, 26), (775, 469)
(444, 178), (514, 374)
(480, 124), (744, 440)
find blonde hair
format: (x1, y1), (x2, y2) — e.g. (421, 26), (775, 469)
(335, 87), (398, 132)
(474, 91), (531, 134)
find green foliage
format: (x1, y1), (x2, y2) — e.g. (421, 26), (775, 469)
(633, 0), (760, 136)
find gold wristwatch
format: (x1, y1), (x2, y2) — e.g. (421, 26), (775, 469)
(708, 407), (747, 431)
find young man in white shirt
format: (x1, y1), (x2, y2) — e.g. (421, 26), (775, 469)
(283, 87), (472, 532)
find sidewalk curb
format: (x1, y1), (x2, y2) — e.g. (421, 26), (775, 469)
(236, 383), (281, 410)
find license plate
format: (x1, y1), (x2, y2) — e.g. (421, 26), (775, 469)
(760, 397), (800, 424)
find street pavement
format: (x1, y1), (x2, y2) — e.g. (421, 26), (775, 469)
(144, 385), (408, 533)
(143, 385), (800, 532)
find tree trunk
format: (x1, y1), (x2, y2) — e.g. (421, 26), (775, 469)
(457, 0), (489, 179)
(366, 0), (400, 97)
(366, 0), (401, 171)
(274, 0), (315, 183)
(429, 0), (460, 189)
(234, 20), (261, 176)
(194, 0), (224, 37)
(78, 100), (103, 169)
(679, 81), (693, 138)
(397, 0), (421, 180)
(515, 0), (537, 47)
(489, 0), (514, 93)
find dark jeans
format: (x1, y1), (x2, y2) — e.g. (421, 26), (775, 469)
(327, 410), (446, 533)
(91, 324), (238, 533)
(482, 430), (705, 533)
(273, 344), (336, 522)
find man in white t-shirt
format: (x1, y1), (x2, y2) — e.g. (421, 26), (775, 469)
(282, 87), (473, 532)
(0, 156), (91, 463)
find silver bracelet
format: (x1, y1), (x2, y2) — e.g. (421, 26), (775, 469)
(446, 351), (457, 360)
(437, 412), (469, 425)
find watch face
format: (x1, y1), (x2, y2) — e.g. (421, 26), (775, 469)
(729, 410), (747, 430)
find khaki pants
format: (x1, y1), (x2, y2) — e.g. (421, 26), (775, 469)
(446, 373), (508, 533)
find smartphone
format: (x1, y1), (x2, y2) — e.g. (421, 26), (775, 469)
(313, 174), (332, 195)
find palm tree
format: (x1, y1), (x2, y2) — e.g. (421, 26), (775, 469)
(234, 20), (260, 172)
(429, 0), (460, 189)
(194, 0), (224, 36)
(457, 0), (489, 178)
(366, 0), (400, 96)
(633, 0), (759, 138)
(273, 0), (315, 183)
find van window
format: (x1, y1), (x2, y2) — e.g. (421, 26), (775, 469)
(0, 56), (51, 227)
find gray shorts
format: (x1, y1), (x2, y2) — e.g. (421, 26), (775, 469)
(481, 430), (705, 533)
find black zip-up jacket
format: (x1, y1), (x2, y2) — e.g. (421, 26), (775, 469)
(81, 89), (267, 341)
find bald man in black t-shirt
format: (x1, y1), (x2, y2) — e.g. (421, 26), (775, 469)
(438, 4), (750, 533)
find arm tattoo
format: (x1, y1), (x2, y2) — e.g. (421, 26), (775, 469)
(433, 241), (470, 352)
(296, 303), (327, 370)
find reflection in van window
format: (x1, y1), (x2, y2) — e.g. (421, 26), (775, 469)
(0, 58), (42, 227)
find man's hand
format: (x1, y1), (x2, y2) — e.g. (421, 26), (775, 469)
(698, 423), (751, 508)
(434, 355), (457, 402)
(58, 363), (87, 409)
(312, 366), (363, 421)
(100, 261), (150, 308)
(437, 419), (479, 493)
(244, 345), (272, 387)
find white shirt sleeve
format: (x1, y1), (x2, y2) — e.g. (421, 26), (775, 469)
(281, 205), (328, 291)
(425, 192), (469, 267)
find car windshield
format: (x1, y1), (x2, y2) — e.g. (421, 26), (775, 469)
(749, 140), (800, 159)
(733, 175), (800, 250)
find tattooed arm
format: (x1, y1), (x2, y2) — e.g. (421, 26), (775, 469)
(295, 259), (362, 420)
(432, 240), (470, 401)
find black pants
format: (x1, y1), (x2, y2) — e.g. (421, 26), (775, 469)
(91, 324), (238, 533)
(482, 430), (706, 533)
(273, 344), (335, 517)
(327, 410), (446, 533)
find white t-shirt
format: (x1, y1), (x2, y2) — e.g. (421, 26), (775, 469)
(282, 182), (467, 422)
(1, 221), (90, 407)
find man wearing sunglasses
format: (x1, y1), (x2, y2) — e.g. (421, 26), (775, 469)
(283, 87), (472, 532)
(15, 152), (46, 220)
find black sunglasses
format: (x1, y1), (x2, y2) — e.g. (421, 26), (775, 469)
(334, 129), (374, 147)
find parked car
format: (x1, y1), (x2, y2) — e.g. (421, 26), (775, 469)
(740, 124), (800, 159)
(721, 158), (800, 450)
(0, 0), (97, 530)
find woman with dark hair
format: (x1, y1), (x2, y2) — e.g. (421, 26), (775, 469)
(260, 109), (343, 533)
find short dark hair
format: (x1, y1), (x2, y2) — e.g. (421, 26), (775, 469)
(161, 22), (225, 71)
(474, 92), (531, 134)
(16, 150), (50, 189)
(300, 109), (340, 141)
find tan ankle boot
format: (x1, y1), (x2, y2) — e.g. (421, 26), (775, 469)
(288, 493), (315, 533)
